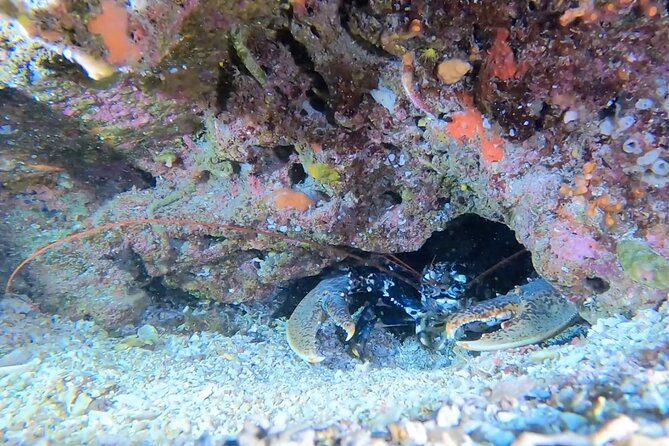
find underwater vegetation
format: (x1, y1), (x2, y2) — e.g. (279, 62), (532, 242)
(617, 239), (669, 289)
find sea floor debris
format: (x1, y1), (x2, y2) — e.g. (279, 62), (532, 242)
(1, 292), (668, 445)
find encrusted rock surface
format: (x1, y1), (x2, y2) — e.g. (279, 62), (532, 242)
(1, 0), (668, 327)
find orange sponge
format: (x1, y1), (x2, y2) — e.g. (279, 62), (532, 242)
(87, 1), (140, 65)
(272, 189), (313, 212)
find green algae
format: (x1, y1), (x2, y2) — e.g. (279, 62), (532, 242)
(153, 151), (179, 167)
(231, 25), (266, 87)
(306, 162), (340, 184)
(617, 239), (669, 289)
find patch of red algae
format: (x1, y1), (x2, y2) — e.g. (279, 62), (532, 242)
(486, 28), (526, 81)
(87, 1), (140, 65)
(446, 95), (505, 162)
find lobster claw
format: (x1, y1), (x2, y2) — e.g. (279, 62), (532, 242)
(286, 276), (356, 363)
(444, 279), (578, 351)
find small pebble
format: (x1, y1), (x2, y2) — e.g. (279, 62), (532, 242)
(0, 157), (17, 171)
(496, 411), (517, 423)
(560, 412), (588, 430)
(404, 421), (428, 445)
(526, 387), (551, 399)
(651, 159), (669, 176)
(166, 416), (192, 435)
(0, 124), (16, 135)
(599, 118), (615, 135)
(70, 393), (93, 416)
(0, 349), (32, 367)
(481, 425), (515, 446)
(196, 431), (214, 446)
(620, 380), (638, 394)
(617, 115), (636, 132)
(563, 110), (579, 123)
(0, 295), (34, 314)
(436, 405), (461, 428)
(137, 324), (160, 345)
(635, 98), (654, 110)
(637, 149), (662, 166)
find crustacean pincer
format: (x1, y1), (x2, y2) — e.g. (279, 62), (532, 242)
(286, 275), (357, 363)
(285, 266), (439, 363)
(442, 278), (579, 351)
(286, 267), (579, 363)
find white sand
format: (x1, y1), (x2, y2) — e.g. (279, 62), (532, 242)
(1, 294), (668, 445)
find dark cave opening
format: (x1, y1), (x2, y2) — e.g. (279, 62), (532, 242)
(396, 213), (535, 302)
(277, 213), (535, 319)
(269, 213), (551, 358)
(131, 214), (538, 342)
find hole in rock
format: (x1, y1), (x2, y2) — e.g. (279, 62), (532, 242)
(272, 145), (296, 163)
(280, 213), (535, 320)
(132, 276), (203, 334)
(275, 28), (330, 98)
(583, 276), (610, 294)
(396, 213), (534, 300)
(380, 191), (403, 206)
(230, 161), (242, 175)
(215, 61), (236, 112)
(306, 91), (329, 113)
(288, 163), (307, 185)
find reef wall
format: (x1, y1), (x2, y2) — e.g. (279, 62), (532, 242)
(1, 0), (667, 328)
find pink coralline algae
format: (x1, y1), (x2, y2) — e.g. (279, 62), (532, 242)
(549, 222), (602, 264)
(2, 0), (669, 328)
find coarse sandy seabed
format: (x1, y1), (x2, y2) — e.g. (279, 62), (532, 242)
(0, 292), (668, 446)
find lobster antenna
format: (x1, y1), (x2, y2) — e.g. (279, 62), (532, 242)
(465, 248), (529, 291)
(4, 218), (369, 294)
(383, 253), (422, 279)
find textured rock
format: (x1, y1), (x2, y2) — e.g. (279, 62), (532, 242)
(1, 0), (668, 327)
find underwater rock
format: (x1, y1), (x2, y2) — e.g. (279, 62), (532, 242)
(2, 0), (669, 327)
